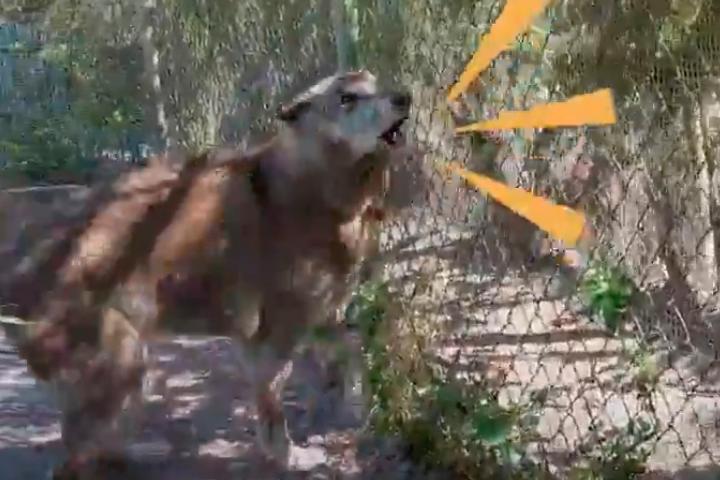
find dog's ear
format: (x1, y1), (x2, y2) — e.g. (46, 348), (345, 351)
(276, 100), (311, 122)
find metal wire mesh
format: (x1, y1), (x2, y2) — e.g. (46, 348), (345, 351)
(355, 0), (720, 476)
(2, 0), (720, 477)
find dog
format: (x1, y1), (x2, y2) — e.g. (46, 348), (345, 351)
(0, 69), (411, 477)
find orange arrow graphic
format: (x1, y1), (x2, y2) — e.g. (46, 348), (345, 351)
(447, 0), (553, 102)
(437, 160), (586, 247)
(455, 89), (617, 132)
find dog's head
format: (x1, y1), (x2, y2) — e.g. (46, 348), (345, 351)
(274, 70), (412, 216)
(277, 70), (411, 164)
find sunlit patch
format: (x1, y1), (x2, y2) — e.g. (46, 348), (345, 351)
(172, 336), (219, 348)
(198, 438), (251, 458)
(165, 371), (206, 390)
(127, 439), (172, 459)
(169, 393), (206, 419)
(232, 404), (251, 418)
(154, 354), (176, 365)
(0, 366), (36, 387)
(28, 428), (62, 445)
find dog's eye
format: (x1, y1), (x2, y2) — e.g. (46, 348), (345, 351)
(340, 93), (358, 105)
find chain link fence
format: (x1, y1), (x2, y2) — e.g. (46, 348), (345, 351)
(345, 0), (720, 477)
(2, 0), (720, 477)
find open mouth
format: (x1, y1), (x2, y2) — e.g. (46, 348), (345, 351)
(380, 117), (408, 146)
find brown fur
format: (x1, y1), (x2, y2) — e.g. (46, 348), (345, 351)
(0, 70), (412, 474)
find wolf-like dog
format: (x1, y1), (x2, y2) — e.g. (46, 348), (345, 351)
(0, 70), (411, 477)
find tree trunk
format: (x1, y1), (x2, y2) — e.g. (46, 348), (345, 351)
(330, 0), (357, 71)
(138, 0), (176, 151)
(683, 95), (717, 303)
(699, 79), (720, 305)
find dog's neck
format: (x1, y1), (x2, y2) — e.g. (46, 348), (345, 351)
(274, 127), (327, 177)
(257, 129), (339, 208)
(244, 126), (383, 225)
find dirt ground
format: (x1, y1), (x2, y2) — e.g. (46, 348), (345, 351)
(3, 199), (720, 479)
(383, 216), (720, 479)
(0, 330), (441, 480)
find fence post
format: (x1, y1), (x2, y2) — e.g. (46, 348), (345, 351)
(331, 0), (359, 71)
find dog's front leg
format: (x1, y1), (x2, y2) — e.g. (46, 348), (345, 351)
(249, 348), (294, 465)
(52, 307), (146, 478)
(244, 345), (328, 471)
(238, 296), (328, 471)
(231, 289), (294, 466)
(309, 317), (366, 425)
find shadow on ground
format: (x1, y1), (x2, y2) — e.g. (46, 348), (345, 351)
(643, 466), (720, 480)
(0, 334), (440, 480)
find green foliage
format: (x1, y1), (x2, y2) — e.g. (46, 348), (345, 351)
(0, 19), (151, 183)
(580, 257), (635, 333)
(0, 115), (97, 182)
(347, 281), (551, 479)
(471, 400), (518, 446)
(569, 418), (656, 480)
(0, 0), (54, 17)
(628, 346), (660, 395)
(550, 0), (719, 105)
(348, 278), (656, 479)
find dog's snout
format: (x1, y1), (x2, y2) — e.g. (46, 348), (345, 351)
(390, 91), (411, 110)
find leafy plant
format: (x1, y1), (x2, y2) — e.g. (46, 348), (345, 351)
(0, 114), (98, 182)
(347, 280), (551, 479)
(627, 346), (661, 404)
(580, 257), (635, 333)
(570, 417), (656, 480)
(1, 20), (153, 184)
